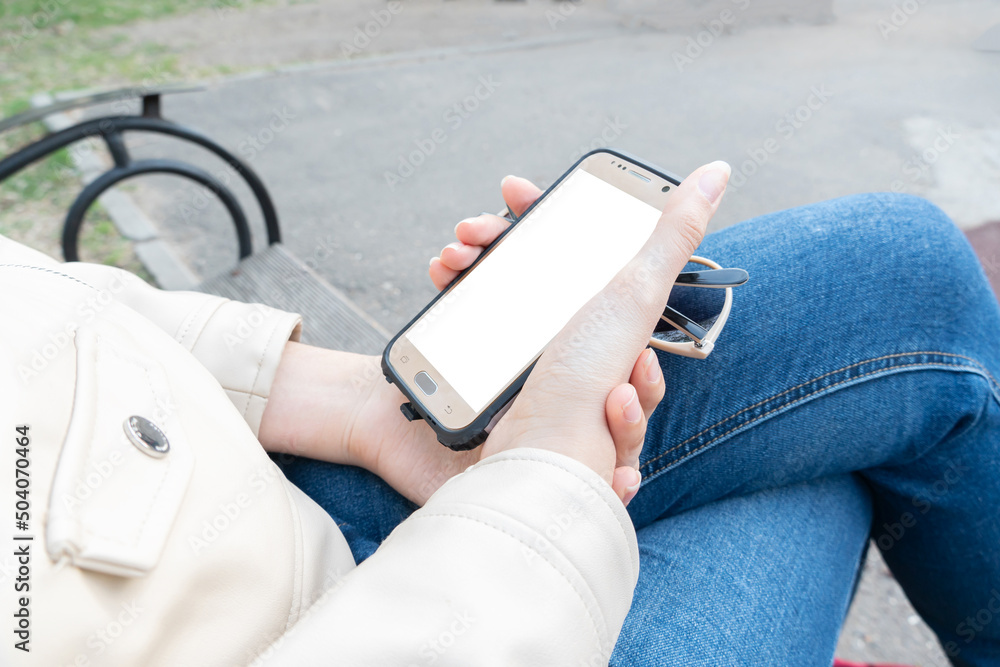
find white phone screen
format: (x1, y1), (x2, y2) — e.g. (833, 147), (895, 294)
(407, 169), (663, 412)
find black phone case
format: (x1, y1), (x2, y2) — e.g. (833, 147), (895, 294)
(380, 148), (683, 450)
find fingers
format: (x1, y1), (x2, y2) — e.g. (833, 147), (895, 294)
(440, 241), (484, 271)
(501, 175), (543, 218)
(612, 466), (642, 507)
(606, 383), (646, 506)
(430, 213), (513, 290)
(631, 348), (665, 420)
(428, 257), (460, 291)
(455, 214), (511, 247)
(609, 349), (663, 506)
(429, 174), (542, 291)
(608, 349), (662, 471)
(606, 383), (646, 471)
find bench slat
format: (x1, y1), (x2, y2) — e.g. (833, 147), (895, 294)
(196, 244), (390, 355)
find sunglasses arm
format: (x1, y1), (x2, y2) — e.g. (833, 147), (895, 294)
(649, 255), (740, 359)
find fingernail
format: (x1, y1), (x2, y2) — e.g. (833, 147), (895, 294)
(455, 217), (476, 235)
(501, 175), (514, 187)
(622, 388), (641, 423)
(643, 348), (660, 384)
(429, 256), (438, 267)
(622, 468), (642, 505)
(697, 161), (731, 205)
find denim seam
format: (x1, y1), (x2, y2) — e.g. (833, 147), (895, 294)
(642, 352), (998, 480)
(643, 350), (998, 471)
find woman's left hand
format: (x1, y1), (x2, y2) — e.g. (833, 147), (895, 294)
(258, 342), (662, 507)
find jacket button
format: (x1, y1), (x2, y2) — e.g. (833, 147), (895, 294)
(123, 416), (170, 458)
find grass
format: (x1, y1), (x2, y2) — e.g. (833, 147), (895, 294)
(0, 0), (269, 279)
(0, 0), (255, 31)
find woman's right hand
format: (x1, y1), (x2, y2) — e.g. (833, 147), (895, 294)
(426, 164), (729, 501)
(479, 162), (730, 489)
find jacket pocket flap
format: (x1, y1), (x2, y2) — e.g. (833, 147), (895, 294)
(46, 322), (194, 577)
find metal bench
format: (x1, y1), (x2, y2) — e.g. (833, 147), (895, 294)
(0, 85), (389, 354)
(198, 243), (388, 354)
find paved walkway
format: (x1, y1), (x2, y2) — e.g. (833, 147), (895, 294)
(82, 0), (1000, 663)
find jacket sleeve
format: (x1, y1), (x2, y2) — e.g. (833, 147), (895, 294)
(263, 447), (641, 666)
(0, 236), (301, 437)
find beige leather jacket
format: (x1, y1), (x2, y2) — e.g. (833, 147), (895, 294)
(0, 235), (638, 666)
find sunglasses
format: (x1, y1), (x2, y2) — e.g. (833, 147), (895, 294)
(650, 255), (749, 359)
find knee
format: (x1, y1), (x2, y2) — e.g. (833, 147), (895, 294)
(833, 193), (997, 331)
(810, 192), (983, 286)
(849, 192), (968, 255)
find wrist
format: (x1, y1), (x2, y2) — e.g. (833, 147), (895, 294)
(258, 342), (382, 468)
(484, 415), (617, 486)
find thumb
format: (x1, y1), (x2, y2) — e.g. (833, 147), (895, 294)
(539, 160), (731, 388)
(604, 159), (732, 341)
(482, 161), (731, 482)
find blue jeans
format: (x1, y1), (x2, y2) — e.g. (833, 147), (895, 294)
(277, 193), (1000, 666)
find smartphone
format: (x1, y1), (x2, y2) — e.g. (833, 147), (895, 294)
(381, 149), (680, 450)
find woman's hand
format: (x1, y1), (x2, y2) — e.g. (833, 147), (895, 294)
(258, 343), (662, 507)
(428, 175), (542, 291)
(428, 174), (674, 503)
(475, 162), (731, 487)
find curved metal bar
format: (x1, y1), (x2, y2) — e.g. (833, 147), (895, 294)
(0, 85), (204, 134)
(0, 114), (281, 246)
(63, 159), (252, 263)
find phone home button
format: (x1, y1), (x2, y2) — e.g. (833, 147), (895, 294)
(414, 371), (438, 396)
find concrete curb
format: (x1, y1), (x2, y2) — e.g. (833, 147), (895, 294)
(219, 28), (628, 85)
(31, 92), (199, 290)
